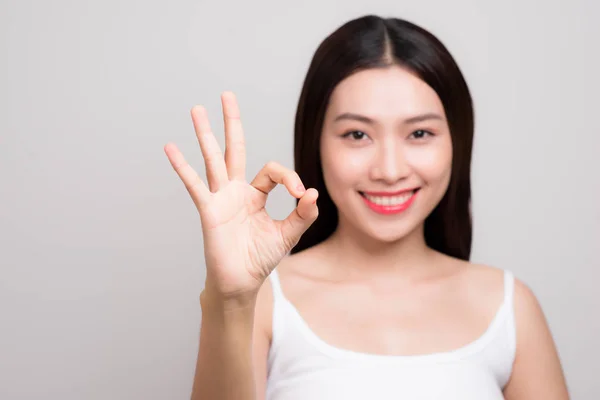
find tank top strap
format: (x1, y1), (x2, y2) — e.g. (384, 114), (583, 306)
(503, 269), (515, 308)
(502, 269), (517, 356)
(269, 269), (285, 301)
(268, 269), (288, 348)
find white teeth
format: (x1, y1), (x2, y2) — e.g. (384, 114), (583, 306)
(364, 191), (415, 206)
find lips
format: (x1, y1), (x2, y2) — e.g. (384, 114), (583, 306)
(361, 187), (420, 197)
(359, 188), (419, 215)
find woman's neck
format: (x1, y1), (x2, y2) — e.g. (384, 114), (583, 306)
(321, 222), (439, 281)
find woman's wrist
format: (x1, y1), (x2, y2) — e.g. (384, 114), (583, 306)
(200, 285), (258, 313)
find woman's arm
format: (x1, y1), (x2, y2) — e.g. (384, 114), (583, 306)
(190, 289), (259, 400)
(503, 279), (569, 399)
(190, 280), (273, 400)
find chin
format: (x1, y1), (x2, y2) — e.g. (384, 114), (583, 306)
(363, 222), (419, 244)
(332, 193), (421, 244)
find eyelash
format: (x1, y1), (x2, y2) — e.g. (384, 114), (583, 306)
(341, 130), (368, 141)
(410, 129), (434, 140)
(341, 130), (434, 141)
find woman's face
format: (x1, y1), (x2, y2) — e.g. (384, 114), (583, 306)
(320, 66), (453, 243)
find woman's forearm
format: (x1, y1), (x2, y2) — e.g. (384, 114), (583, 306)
(190, 289), (258, 400)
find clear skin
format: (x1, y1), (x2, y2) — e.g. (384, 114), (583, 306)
(164, 96), (319, 299)
(166, 67), (569, 399)
(319, 66), (453, 281)
(164, 93), (319, 399)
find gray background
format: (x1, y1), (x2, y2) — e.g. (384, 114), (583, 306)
(1, 0), (598, 398)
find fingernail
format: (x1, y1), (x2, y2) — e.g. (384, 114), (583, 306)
(297, 184), (305, 193)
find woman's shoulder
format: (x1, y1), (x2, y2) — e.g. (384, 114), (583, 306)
(456, 259), (530, 303)
(452, 259), (544, 333)
(254, 247), (326, 343)
(462, 260), (546, 330)
(457, 261), (507, 293)
(435, 256), (514, 322)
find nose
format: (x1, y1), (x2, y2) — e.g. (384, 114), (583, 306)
(369, 139), (411, 184)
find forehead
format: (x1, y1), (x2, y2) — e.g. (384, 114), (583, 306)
(326, 66), (445, 119)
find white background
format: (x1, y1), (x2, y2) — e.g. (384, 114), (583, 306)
(1, 0), (598, 398)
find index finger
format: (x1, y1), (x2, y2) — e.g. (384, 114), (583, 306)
(164, 142), (211, 211)
(250, 161), (306, 198)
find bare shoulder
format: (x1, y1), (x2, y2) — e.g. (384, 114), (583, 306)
(253, 247), (323, 343)
(456, 261), (568, 397)
(503, 277), (570, 398)
(456, 260), (541, 310)
(512, 276), (542, 317)
(457, 261), (506, 288)
(448, 259), (507, 313)
(509, 276), (552, 349)
(454, 261), (539, 311)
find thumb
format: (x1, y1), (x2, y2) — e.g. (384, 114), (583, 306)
(278, 189), (319, 251)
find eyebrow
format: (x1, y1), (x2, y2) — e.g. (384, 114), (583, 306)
(333, 112), (444, 125)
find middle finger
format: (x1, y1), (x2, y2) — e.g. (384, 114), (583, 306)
(222, 92), (246, 181)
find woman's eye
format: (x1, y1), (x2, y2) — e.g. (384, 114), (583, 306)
(342, 130), (368, 140)
(410, 129), (433, 139)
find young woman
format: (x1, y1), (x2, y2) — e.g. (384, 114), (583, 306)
(164, 15), (569, 400)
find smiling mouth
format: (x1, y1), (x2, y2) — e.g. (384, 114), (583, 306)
(358, 189), (420, 207)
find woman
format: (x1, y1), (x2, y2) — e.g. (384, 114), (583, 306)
(164, 15), (569, 400)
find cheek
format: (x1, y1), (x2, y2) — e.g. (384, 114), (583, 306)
(321, 146), (370, 187)
(320, 146), (373, 209)
(406, 140), (452, 183)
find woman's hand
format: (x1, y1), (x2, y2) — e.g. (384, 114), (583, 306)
(164, 92), (319, 299)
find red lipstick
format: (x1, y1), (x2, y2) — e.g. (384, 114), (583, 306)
(360, 189), (419, 215)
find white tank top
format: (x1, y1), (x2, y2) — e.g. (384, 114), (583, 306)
(266, 269), (516, 400)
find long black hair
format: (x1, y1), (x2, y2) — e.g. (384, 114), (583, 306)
(291, 15), (474, 261)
